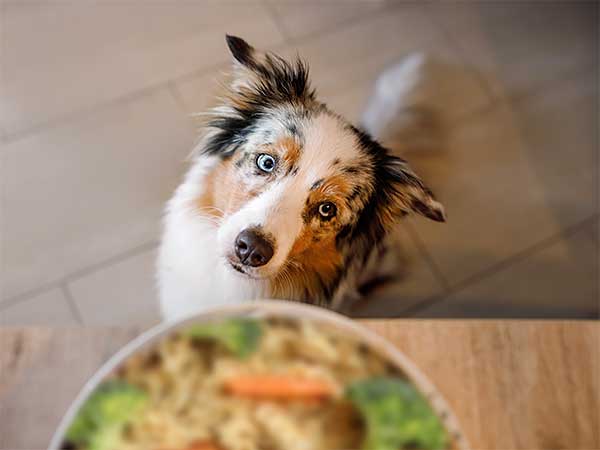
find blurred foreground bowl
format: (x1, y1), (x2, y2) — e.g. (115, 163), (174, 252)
(49, 300), (470, 450)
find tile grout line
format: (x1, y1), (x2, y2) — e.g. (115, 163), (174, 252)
(445, 62), (598, 132)
(3, 1), (594, 148)
(422, 1), (498, 103)
(2, 80), (179, 145)
(60, 283), (84, 325)
(3, 57), (236, 144)
(0, 282), (60, 311)
(1, 5), (486, 148)
(423, 2), (599, 111)
(8, 0), (550, 149)
(166, 80), (192, 119)
(62, 240), (159, 284)
(262, 0), (411, 49)
(2, 214), (597, 317)
(402, 220), (451, 291)
(401, 214), (600, 317)
(1, 240), (159, 309)
(260, 0), (294, 46)
(1, 3), (405, 147)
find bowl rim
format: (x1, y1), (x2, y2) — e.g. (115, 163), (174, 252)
(48, 300), (471, 450)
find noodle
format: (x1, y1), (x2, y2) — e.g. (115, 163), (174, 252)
(116, 320), (394, 450)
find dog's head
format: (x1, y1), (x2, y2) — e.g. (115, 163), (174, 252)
(196, 36), (445, 299)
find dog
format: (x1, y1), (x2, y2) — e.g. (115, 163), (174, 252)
(158, 35), (445, 320)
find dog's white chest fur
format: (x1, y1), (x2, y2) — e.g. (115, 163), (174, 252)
(157, 157), (266, 320)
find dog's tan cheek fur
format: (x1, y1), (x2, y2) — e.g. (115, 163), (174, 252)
(272, 167), (375, 298)
(283, 171), (357, 272)
(195, 157), (259, 218)
(195, 163), (221, 219)
(273, 228), (342, 300)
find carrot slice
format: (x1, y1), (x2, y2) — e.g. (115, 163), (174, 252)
(161, 440), (222, 450)
(186, 442), (222, 450)
(223, 374), (335, 400)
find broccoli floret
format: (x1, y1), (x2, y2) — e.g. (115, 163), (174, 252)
(87, 425), (123, 450)
(65, 380), (148, 450)
(347, 377), (449, 450)
(184, 318), (263, 358)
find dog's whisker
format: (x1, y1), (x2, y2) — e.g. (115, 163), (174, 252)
(196, 205), (226, 216)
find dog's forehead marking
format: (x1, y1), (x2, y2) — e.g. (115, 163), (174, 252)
(247, 110), (369, 192)
(245, 109), (294, 147)
(297, 113), (364, 184)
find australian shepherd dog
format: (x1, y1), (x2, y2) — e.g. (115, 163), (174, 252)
(158, 35), (445, 320)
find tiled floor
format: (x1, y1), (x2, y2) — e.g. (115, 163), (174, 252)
(1, 1), (597, 324)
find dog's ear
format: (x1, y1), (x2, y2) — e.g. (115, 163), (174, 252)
(224, 34), (314, 102)
(226, 35), (261, 71)
(225, 35), (264, 93)
(225, 34), (271, 90)
(380, 155), (446, 223)
(201, 37), (313, 158)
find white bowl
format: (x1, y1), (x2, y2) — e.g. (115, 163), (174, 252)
(49, 300), (470, 450)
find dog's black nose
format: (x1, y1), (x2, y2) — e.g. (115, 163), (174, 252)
(234, 229), (274, 267)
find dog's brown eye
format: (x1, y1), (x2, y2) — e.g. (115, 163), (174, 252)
(318, 202), (336, 219)
(256, 154), (276, 173)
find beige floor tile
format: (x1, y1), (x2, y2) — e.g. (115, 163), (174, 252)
(323, 56), (490, 130)
(321, 82), (372, 125)
(412, 224), (599, 318)
(170, 68), (225, 120)
(349, 223), (445, 317)
(1, 1), (284, 136)
(428, 2), (598, 98)
(283, 5), (442, 96)
(304, 8), (491, 124)
(266, 0), (393, 41)
(510, 69), (598, 228)
(0, 289), (78, 325)
(404, 100), (566, 286)
(68, 247), (160, 325)
(1, 89), (195, 301)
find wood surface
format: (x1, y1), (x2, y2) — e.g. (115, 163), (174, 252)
(363, 321), (599, 450)
(1, 321), (598, 450)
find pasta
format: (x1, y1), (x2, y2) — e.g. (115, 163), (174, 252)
(62, 318), (450, 450)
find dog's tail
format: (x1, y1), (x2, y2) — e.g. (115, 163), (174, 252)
(360, 53), (455, 154)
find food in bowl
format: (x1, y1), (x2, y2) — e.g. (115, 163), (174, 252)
(61, 318), (451, 450)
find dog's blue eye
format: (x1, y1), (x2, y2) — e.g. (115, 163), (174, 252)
(318, 202), (336, 219)
(256, 154), (276, 173)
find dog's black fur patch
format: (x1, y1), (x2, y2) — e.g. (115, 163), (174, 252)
(204, 36), (316, 159)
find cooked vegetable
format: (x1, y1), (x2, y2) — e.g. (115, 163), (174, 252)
(185, 442), (223, 450)
(63, 319), (456, 450)
(162, 441), (223, 450)
(184, 318), (263, 358)
(65, 380), (148, 450)
(346, 377), (448, 450)
(224, 374), (335, 400)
